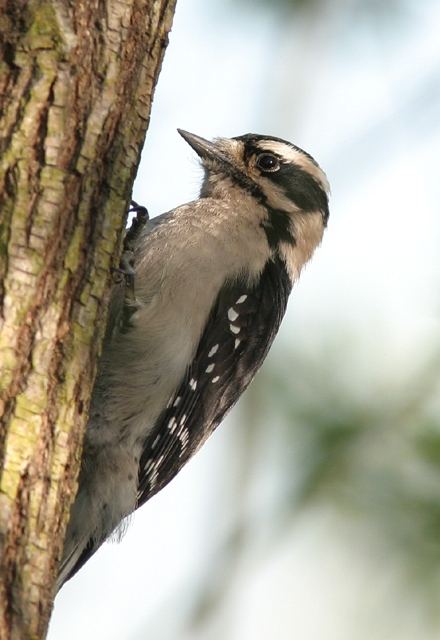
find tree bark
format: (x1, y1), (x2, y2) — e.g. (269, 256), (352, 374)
(0, 1), (176, 637)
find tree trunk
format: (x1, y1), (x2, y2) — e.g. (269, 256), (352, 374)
(0, 1), (176, 637)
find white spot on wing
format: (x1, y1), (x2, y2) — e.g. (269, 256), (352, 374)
(236, 295), (247, 304)
(212, 376), (220, 383)
(167, 417), (177, 433)
(208, 344), (219, 357)
(234, 339), (241, 349)
(189, 378), (197, 390)
(206, 363), (215, 373)
(178, 427), (190, 454)
(230, 324), (240, 334)
(144, 458), (158, 488)
(152, 435), (160, 449)
(173, 396), (181, 407)
(228, 308), (239, 321)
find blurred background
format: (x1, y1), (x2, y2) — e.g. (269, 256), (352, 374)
(49, 0), (440, 638)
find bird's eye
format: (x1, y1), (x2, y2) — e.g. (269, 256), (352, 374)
(255, 153), (280, 172)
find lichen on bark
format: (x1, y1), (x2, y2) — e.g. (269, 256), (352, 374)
(0, 1), (177, 637)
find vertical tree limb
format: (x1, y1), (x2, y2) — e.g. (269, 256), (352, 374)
(0, 1), (177, 637)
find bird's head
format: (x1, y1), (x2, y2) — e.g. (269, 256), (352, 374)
(178, 129), (329, 274)
(178, 129), (330, 230)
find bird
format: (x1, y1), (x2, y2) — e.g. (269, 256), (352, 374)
(57, 129), (330, 590)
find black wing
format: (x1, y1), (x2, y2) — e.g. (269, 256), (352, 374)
(137, 254), (292, 506)
(60, 255), (292, 586)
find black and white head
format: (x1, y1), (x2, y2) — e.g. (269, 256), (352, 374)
(178, 129), (330, 277)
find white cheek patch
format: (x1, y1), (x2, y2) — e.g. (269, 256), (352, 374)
(259, 178), (301, 213)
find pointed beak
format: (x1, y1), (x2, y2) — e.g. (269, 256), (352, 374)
(177, 129), (229, 165)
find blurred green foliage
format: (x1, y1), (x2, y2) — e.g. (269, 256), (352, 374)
(233, 0), (405, 24)
(235, 0), (316, 11)
(180, 338), (440, 634)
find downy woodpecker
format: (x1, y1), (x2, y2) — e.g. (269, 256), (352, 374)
(58, 130), (330, 589)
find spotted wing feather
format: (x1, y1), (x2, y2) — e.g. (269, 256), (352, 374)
(137, 254), (292, 506)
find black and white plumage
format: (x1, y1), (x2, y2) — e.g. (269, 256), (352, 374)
(57, 130), (330, 589)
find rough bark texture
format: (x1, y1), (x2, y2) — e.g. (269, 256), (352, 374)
(0, 1), (177, 637)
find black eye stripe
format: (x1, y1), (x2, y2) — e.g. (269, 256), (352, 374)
(267, 163), (329, 216)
